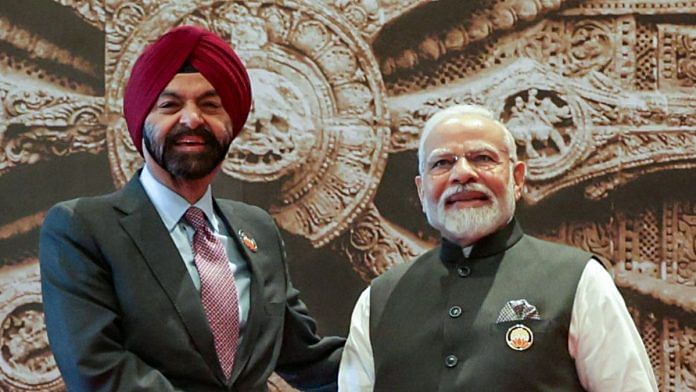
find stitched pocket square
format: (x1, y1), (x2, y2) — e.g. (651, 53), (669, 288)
(496, 299), (541, 323)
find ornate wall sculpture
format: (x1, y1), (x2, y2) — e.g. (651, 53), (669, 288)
(0, 0), (694, 391)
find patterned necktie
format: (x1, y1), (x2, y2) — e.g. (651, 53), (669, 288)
(184, 207), (239, 379)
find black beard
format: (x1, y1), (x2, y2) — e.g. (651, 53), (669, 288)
(143, 123), (231, 180)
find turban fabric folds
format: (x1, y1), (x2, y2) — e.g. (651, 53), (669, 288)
(124, 25), (252, 155)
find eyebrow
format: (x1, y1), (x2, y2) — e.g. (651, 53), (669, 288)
(467, 146), (502, 155)
(426, 148), (454, 161)
(426, 145), (504, 161)
(198, 90), (221, 100)
(157, 89), (220, 100)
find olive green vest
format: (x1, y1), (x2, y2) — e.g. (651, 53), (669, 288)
(370, 220), (590, 391)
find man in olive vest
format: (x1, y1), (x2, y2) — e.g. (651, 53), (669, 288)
(338, 104), (657, 391)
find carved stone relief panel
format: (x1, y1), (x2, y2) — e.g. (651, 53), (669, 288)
(103, 1), (391, 248)
(660, 318), (696, 392)
(616, 208), (663, 278)
(635, 19), (658, 90)
(0, 89), (105, 174)
(671, 200), (696, 286)
(0, 262), (63, 391)
(680, 326), (696, 390)
(341, 203), (430, 280)
(532, 212), (614, 263)
(635, 309), (664, 390)
(659, 24), (696, 91)
(0, 0), (695, 391)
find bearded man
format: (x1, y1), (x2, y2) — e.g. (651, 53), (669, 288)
(338, 104), (656, 391)
(40, 26), (343, 392)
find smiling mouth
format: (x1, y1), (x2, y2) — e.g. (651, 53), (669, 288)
(174, 135), (207, 147)
(445, 191), (491, 206)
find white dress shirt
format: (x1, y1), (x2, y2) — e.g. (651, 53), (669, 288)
(338, 259), (657, 391)
(139, 165), (251, 331)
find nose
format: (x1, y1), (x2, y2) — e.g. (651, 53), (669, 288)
(179, 103), (204, 129)
(450, 156), (478, 185)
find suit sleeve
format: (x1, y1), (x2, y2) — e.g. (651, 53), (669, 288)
(270, 225), (346, 391)
(39, 203), (180, 392)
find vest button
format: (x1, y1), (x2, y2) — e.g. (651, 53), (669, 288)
(457, 266), (471, 277)
(445, 354), (458, 368)
(448, 306), (462, 318)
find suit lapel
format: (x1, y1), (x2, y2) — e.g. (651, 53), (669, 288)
(215, 200), (266, 386)
(115, 176), (223, 381)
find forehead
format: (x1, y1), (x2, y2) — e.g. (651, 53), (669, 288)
(159, 72), (217, 97)
(423, 114), (508, 155)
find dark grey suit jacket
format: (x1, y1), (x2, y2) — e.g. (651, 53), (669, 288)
(39, 176), (344, 391)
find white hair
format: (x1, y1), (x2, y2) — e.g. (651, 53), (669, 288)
(418, 104), (518, 174)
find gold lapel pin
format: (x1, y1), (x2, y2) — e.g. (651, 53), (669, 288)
(238, 230), (257, 253)
(505, 324), (533, 351)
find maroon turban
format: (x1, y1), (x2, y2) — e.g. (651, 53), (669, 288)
(124, 25), (252, 155)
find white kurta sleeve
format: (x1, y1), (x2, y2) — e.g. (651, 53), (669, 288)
(568, 259), (658, 392)
(338, 288), (375, 391)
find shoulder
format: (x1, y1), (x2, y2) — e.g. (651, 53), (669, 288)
(44, 190), (125, 229)
(215, 199), (275, 227)
(40, 191), (129, 259)
(372, 247), (439, 289)
(520, 234), (593, 264)
(522, 234), (589, 254)
(215, 198), (264, 215)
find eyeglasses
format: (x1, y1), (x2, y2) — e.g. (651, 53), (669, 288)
(425, 150), (509, 176)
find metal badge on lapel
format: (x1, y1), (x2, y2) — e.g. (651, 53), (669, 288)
(506, 324), (533, 351)
(238, 229), (257, 253)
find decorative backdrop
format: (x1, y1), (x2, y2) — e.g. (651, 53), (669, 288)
(1, 0), (695, 391)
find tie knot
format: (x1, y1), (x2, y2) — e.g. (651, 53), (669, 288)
(184, 207), (208, 232)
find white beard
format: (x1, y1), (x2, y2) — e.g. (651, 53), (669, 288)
(424, 181), (516, 245)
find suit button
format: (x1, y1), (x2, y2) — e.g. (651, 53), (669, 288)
(445, 354), (458, 368)
(457, 266), (471, 277)
(448, 306), (462, 318)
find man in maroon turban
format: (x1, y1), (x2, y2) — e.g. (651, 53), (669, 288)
(40, 25), (344, 391)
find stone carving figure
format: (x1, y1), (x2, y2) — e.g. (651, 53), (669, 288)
(506, 88), (571, 159)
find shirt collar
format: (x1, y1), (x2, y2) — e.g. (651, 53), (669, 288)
(439, 218), (523, 263)
(462, 246), (473, 258)
(139, 165), (217, 232)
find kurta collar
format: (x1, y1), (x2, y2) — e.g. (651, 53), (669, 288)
(439, 218), (524, 263)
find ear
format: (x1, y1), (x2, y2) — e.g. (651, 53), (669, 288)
(512, 161), (526, 201)
(415, 175), (426, 213)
